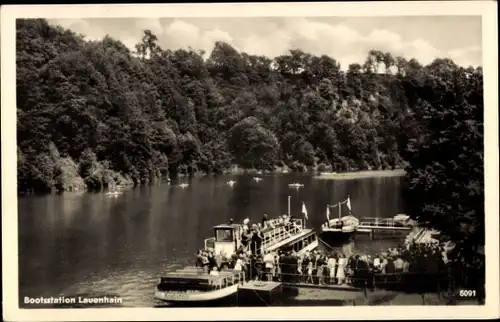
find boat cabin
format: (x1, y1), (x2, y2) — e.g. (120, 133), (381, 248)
(204, 217), (316, 258)
(204, 224), (243, 257)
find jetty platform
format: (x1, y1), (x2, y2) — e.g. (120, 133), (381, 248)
(238, 281), (283, 306)
(322, 217), (414, 240)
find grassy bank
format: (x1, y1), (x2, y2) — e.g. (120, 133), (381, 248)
(313, 169), (406, 180)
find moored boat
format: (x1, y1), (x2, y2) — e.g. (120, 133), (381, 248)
(154, 269), (244, 306)
(321, 196), (359, 239)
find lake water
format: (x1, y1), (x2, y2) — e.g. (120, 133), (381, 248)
(18, 173), (406, 307)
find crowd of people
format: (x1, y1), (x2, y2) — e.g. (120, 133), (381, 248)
(194, 216), (482, 294)
(196, 243), (458, 292)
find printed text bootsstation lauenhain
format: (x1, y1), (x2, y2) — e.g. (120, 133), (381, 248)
(24, 296), (123, 305)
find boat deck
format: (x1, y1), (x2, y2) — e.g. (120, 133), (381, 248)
(265, 229), (315, 253)
(162, 267), (239, 281)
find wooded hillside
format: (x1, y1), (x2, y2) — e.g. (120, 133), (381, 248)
(16, 19), (483, 205)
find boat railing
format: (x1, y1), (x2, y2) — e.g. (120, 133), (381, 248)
(209, 270), (245, 289)
(162, 269), (245, 291)
(359, 217), (399, 227)
(261, 220), (303, 252)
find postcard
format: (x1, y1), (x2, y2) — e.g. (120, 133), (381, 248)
(2, 1), (498, 321)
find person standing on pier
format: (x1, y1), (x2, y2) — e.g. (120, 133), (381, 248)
(263, 251), (274, 281)
(327, 253), (337, 285)
(337, 253), (347, 285)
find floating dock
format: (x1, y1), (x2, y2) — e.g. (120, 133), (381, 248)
(238, 281), (283, 306)
(322, 217), (415, 240)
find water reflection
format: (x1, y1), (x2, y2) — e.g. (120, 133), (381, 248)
(18, 173), (405, 307)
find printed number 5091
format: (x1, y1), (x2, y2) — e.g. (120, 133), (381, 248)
(459, 290), (477, 297)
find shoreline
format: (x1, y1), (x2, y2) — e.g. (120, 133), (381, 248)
(18, 169), (406, 197)
(312, 169), (406, 180)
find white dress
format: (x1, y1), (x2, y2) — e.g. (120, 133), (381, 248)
(336, 258), (346, 279)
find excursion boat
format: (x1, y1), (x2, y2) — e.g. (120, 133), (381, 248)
(321, 196), (359, 238)
(154, 197), (318, 305)
(155, 269), (245, 306)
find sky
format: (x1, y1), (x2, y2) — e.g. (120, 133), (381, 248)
(48, 16), (482, 70)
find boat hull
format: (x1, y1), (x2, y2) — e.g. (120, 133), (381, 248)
(320, 229), (355, 244)
(154, 284), (239, 307)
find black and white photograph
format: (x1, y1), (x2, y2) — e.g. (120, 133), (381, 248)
(2, 1), (498, 321)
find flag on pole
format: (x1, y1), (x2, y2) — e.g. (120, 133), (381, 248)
(326, 206), (330, 221)
(346, 195), (352, 213)
(302, 202), (308, 220)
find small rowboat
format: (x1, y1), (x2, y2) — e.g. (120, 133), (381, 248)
(105, 191), (123, 196)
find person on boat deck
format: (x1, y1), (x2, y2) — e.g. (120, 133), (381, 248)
(228, 218), (234, 225)
(230, 251), (239, 268)
(208, 250), (218, 271)
(215, 251), (224, 271)
(210, 266), (219, 276)
(262, 214), (268, 228)
(243, 218), (250, 231)
(233, 255), (244, 277)
(241, 229), (251, 248)
(201, 251), (210, 273)
(245, 251), (253, 280)
(251, 225), (263, 255)
(196, 250), (204, 268)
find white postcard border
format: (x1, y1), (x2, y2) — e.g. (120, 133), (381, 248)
(2, 1), (498, 321)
